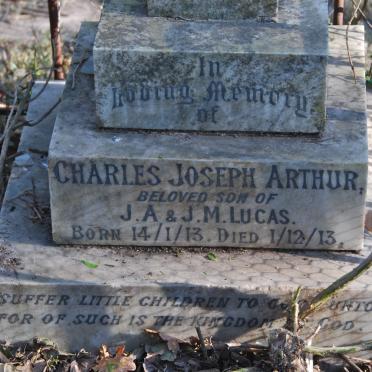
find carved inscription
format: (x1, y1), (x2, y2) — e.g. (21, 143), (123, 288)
(0, 290), (369, 334)
(104, 55), (320, 132)
(51, 160), (365, 248)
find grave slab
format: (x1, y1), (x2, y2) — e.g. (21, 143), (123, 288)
(94, 5), (328, 133)
(0, 81), (372, 354)
(146, 0), (278, 20)
(51, 23), (366, 250)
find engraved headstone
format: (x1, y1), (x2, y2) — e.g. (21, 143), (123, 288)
(93, 0), (328, 133)
(49, 23), (367, 250)
(147, 0), (278, 20)
(1, 82), (371, 351)
(1, 0), (370, 357)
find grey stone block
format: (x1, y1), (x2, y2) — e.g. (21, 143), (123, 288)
(94, 12), (327, 133)
(146, 0), (278, 20)
(0, 85), (371, 352)
(49, 23), (366, 250)
(102, 0), (329, 28)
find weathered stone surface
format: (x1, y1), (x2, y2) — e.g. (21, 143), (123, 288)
(94, 12), (327, 133)
(277, 0), (328, 27)
(103, 0), (329, 28)
(50, 23), (366, 249)
(147, 0), (278, 20)
(0, 83), (371, 353)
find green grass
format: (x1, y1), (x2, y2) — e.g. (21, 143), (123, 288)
(0, 31), (53, 95)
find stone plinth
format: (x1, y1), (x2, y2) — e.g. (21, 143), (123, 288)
(94, 12), (327, 133)
(147, 0), (278, 20)
(0, 80), (371, 354)
(50, 23), (366, 250)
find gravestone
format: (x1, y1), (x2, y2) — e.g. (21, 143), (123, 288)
(0, 79), (371, 352)
(47, 20), (367, 250)
(0, 77), (372, 357)
(94, 0), (328, 133)
(0, 0), (371, 357)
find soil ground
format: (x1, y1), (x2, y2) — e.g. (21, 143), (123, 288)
(0, 0), (101, 43)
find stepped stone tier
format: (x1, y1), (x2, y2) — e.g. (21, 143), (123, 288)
(147, 0), (279, 20)
(0, 80), (371, 353)
(102, 0), (329, 26)
(48, 23), (367, 250)
(94, 0), (328, 133)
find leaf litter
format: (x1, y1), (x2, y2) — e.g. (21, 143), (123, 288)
(0, 331), (370, 372)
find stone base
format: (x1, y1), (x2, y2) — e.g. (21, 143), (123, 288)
(0, 81), (371, 354)
(94, 0), (327, 133)
(50, 23), (367, 250)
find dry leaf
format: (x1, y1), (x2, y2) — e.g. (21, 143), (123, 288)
(30, 360), (46, 372)
(144, 329), (189, 353)
(94, 345), (135, 372)
(94, 356), (136, 372)
(2, 363), (17, 372)
(143, 354), (160, 372)
(0, 351), (9, 363)
(21, 361), (32, 372)
(144, 329), (158, 336)
(117, 356), (136, 372)
(114, 347), (125, 357)
(69, 361), (81, 372)
(159, 333), (184, 353)
(99, 345), (110, 360)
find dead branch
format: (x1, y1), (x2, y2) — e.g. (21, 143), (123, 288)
(195, 327), (208, 360)
(352, 0), (372, 28)
(304, 341), (372, 357)
(25, 98), (61, 127)
(346, 0), (363, 83)
(299, 252), (372, 321)
(0, 37), (62, 197)
(339, 354), (364, 372)
(289, 286), (301, 334)
(71, 54), (89, 90)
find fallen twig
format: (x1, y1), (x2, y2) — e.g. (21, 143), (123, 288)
(196, 327), (208, 360)
(25, 97), (61, 127)
(305, 325), (320, 372)
(5, 189), (33, 204)
(71, 52), (89, 90)
(0, 97), (61, 146)
(306, 325), (321, 344)
(339, 354), (364, 372)
(5, 151), (24, 162)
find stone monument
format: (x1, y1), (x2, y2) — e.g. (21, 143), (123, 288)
(47, 0), (367, 250)
(0, 0), (371, 353)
